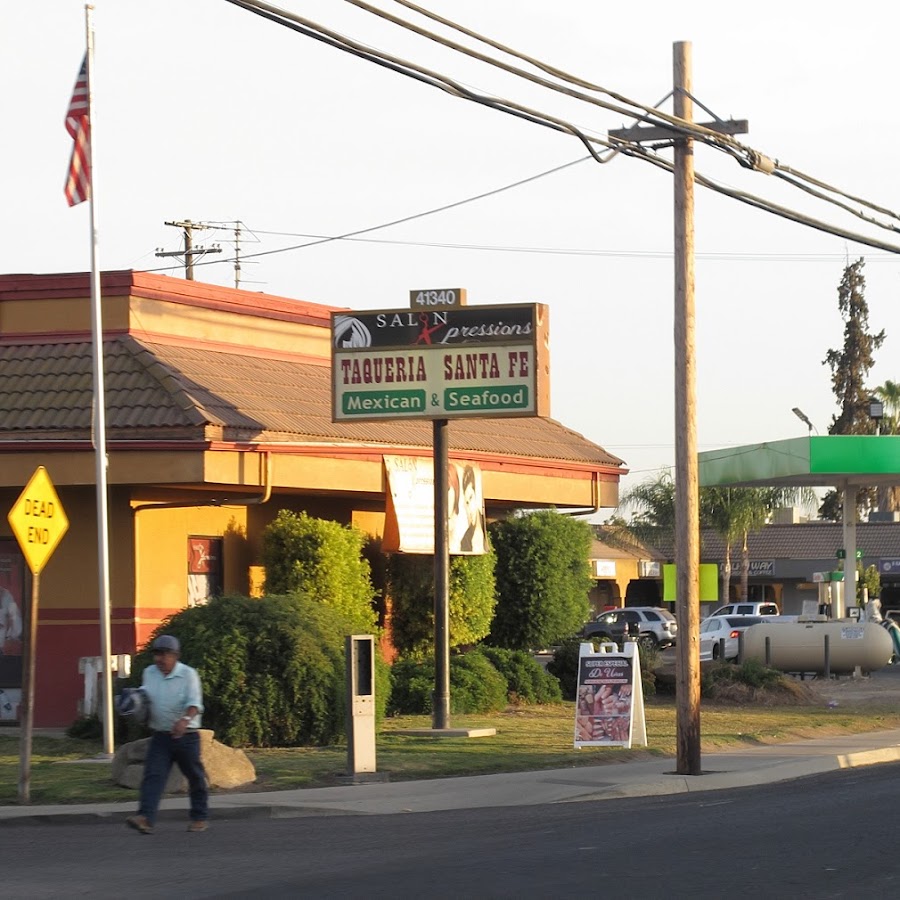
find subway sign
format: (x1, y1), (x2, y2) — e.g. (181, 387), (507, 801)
(331, 304), (550, 421)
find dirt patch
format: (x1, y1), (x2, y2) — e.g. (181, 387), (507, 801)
(797, 670), (900, 708)
(655, 661), (900, 708)
(706, 678), (819, 706)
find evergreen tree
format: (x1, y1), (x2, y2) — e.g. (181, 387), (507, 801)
(819, 259), (885, 520)
(384, 551), (496, 655)
(488, 510), (593, 650)
(261, 510), (378, 633)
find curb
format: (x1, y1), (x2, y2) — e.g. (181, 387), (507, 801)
(0, 804), (357, 828)
(3, 743), (900, 826)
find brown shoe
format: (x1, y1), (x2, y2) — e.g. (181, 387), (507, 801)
(126, 815), (153, 835)
(187, 820), (208, 832)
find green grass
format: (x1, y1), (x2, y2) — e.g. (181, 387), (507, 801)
(4, 696), (900, 805)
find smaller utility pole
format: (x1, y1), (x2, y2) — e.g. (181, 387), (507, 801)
(155, 220), (221, 280)
(233, 222), (242, 289)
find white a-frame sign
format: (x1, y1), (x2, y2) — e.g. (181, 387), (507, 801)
(574, 641), (647, 749)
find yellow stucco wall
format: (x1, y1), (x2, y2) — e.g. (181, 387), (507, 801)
(133, 504), (252, 616)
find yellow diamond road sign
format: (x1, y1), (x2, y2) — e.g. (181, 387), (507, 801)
(8, 466), (69, 574)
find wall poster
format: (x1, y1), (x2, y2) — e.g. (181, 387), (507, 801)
(0, 538), (27, 721)
(188, 537), (223, 608)
(574, 641), (647, 749)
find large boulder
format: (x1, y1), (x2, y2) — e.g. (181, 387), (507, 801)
(111, 730), (256, 792)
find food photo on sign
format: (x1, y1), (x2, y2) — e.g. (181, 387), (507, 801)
(574, 643), (647, 749)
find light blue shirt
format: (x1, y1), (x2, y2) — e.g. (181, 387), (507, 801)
(141, 660), (204, 732)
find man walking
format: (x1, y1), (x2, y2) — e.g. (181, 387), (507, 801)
(126, 634), (209, 834)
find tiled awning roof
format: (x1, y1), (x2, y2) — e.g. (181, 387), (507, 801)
(645, 523), (900, 561)
(0, 336), (624, 468)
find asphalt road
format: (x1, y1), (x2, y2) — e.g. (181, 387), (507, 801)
(5, 762), (900, 898)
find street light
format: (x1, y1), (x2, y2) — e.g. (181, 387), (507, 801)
(869, 397), (884, 435)
(792, 407), (815, 434)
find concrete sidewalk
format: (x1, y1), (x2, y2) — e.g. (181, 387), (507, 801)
(3, 727), (900, 826)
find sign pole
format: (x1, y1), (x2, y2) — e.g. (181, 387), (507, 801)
(7, 466), (70, 804)
(83, 6), (115, 757)
(433, 419), (451, 730)
(18, 573), (40, 804)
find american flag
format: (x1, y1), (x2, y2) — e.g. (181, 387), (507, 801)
(64, 56), (90, 206)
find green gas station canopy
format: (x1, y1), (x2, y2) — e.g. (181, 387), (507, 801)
(699, 436), (900, 489)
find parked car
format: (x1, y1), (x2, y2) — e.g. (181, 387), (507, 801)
(584, 606), (677, 650)
(699, 615), (768, 661)
(708, 602), (779, 618)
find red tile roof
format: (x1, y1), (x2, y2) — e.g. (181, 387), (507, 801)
(0, 336), (624, 468)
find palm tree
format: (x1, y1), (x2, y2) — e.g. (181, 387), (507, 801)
(701, 486), (816, 603)
(735, 487), (816, 601)
(873, 379), (900, 433)
(617, 470), (676, 540)
(872, 379), (900, 515)
(700, 488), (744, 604)
(619, 473), (815, 604)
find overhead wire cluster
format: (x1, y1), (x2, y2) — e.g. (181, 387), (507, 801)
(218, 0), (900, 261)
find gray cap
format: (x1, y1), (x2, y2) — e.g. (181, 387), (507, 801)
(151, 634), (180, 653)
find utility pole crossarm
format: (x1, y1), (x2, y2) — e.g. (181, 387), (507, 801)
(155, 219), (221, 280)
(609, 118), (748, 144)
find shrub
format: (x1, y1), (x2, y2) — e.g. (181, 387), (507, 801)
(478, 646), (562, 704)
(488, 510), (593, 650)
(446, 650), (509, 714)
(702, 658), (790, 703)
(388, 648), (508, 715)
(385, 551), (496, 655)
(547, 637), (656, 700)
(546, 636), (584, 701)
(66, 715), (104, 741)
(134, 593), (389, 747)
(261, 510), (378, 634)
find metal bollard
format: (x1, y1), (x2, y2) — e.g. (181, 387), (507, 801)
(824, 634), (831, 679)
(737, 632), (744, 664)
(765, 636), (771, 667)
(718, 637), (725, 661)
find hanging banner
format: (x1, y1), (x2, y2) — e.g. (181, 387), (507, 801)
(574, 641), (647, 748)
(382, 456), (487, 555)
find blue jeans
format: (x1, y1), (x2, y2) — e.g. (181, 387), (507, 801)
(138, 731), (208, 825)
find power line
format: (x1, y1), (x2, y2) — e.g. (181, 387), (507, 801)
(223, 0), (900, 256)
(239, 230), (900, 263)
(374, 0), (900, 231)
(143, 155), (592, 273)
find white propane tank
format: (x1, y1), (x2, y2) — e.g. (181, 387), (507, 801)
(741, 620), (893, 674)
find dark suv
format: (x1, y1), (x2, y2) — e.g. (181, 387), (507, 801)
(583, 606), (678, 650)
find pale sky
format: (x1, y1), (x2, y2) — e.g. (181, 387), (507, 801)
(4, 1), (899, 511)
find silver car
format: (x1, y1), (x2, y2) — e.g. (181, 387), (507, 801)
(699, 615), (768, 661)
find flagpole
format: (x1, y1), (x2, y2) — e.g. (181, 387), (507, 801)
(85, 4), (114, 757)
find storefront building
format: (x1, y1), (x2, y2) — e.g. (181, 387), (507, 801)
(0, 271), (625, 725)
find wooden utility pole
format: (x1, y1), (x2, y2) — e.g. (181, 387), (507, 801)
(155, 220), (221, 280)
(610, 43), (748, 776)
(672, 41), (701, 776)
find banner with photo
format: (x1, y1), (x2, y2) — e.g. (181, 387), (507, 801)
(574, 641), (647, 749)
(382, 456), (487, 555)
